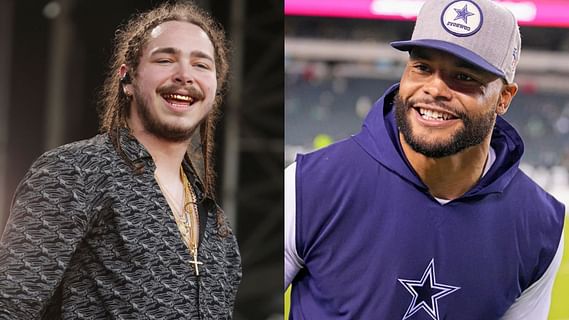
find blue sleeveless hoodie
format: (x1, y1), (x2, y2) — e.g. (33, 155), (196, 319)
(292, 84), (565, 319)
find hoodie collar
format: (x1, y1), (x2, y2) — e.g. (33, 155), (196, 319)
(353, 83), (524, 199)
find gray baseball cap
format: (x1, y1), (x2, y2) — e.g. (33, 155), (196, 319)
(391, 0), (521, 83)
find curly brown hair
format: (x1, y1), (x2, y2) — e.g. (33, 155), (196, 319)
(98, 1), (229, 203)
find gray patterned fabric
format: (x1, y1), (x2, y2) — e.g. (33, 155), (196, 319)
(0, 129), (241, 319)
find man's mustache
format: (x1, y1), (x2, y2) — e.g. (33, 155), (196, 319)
(158, 84), (205, 101)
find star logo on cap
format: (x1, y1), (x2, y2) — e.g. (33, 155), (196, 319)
(453, 4), (475, 24)
(441, 0), (483, 37)
(398, 259), (460, 320)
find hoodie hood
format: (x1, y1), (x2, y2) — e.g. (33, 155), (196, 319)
(353, 83), (525, 199)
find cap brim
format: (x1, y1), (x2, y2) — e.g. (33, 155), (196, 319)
(390, 39), (506, 81)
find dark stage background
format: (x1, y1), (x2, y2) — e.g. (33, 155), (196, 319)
(0, 0), (283, 319)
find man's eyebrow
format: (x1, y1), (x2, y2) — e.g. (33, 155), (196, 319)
(191, 50), (214, 63)
(150, 47), (180, 56)
(455, 60), (480, 72)
(410, 48), (483, 73)
(149, 47), (214, 63)
(409, 48), (431, 61)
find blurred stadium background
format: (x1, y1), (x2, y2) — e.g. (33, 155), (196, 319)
(0, 0), (282, 319)
(285, 0), (569, 318)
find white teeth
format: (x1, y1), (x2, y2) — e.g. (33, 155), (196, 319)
(419, 108), (452, 121)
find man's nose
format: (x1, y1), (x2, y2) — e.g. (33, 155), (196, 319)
(423, 72), (452, 100)
(173, 63), (194, 84)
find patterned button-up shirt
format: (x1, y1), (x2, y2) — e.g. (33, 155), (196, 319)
(0, 130), (241, 319)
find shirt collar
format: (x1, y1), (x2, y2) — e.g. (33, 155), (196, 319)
(117, 127), (154, 167)
(115, 127), (211, 203)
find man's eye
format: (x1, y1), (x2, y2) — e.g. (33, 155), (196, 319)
(157, 59), (172, 64)
(414, 64), (430, 72)
(457, 73), (474, 81)
(195, 63), (210, 69)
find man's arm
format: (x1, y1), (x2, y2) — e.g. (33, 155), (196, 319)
(501, 230), (565, 319)
(285, 163), (303, 289)
(0, 153), (90, 318)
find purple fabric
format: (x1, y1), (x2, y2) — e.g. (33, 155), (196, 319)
(290, 84), (565, 319)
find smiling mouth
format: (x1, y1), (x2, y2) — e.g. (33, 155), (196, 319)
(415, 107), (458, 121)
(162, 93), (195, 106)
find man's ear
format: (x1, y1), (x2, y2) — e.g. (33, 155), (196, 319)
(119, 64), (132, 95)
(497, 82), (518, 115)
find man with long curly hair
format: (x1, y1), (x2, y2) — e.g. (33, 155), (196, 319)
(0, 2), (241, 318)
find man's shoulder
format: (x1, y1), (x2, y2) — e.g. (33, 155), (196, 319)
(296, 136), (370, 169)
(511, 168), (565, 211)
(294, 136), (384, 197)
(33, 133), (113, 170)
(505, 168), (566, 238)
(13, 134), (115, 199)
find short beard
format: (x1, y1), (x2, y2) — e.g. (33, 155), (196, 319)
(133, 84), (205, 143)
(394, 94), (496, 158)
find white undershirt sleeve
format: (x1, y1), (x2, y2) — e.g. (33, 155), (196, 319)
(285, 162), (304, 290)
(500, 230), (565, 319)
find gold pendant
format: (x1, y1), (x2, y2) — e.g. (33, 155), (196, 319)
(189, 247), (203, 276)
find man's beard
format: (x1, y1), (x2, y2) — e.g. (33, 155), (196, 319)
(133, 84), (205, 143)
(394, 94), (496, 158)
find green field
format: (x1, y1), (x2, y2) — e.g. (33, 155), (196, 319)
(550, 217), (569, 319)
(285, 217), (569, 319)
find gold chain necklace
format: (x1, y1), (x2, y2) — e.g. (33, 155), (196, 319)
(155, 167), (202, 275)
(180, 166), (202, 275)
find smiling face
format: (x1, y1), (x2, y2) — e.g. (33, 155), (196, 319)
(124, 20), (217, 142)
(396, 47), (516, 158)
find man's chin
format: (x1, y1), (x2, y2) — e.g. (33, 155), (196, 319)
(147, 123), (196, 143)
(403, 130), (463, 158)
(411, 144), (456, 158)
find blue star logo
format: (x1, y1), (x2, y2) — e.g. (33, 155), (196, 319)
(454, 4), (475, 24)
(398, 259), (460, 320)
